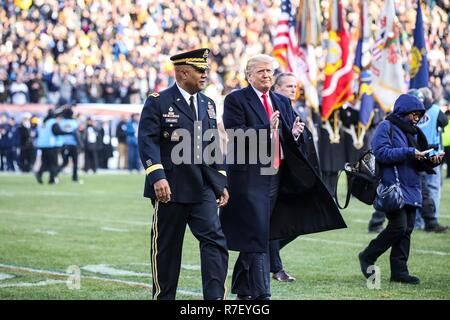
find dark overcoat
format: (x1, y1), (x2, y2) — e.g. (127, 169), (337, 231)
(220, 86), (346, 253)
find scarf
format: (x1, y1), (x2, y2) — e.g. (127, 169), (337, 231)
(386, 113), (435, 174)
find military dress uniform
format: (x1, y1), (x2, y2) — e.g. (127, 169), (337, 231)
(138, 49), (228, 300)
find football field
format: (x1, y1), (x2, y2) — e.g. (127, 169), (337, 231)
(1, 173), (449, 300)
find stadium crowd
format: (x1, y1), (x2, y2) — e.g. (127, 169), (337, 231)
(0, 0), (449, 106)
(1, 0), (450, 178)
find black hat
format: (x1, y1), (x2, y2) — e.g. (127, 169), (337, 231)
(170, 48), (210, 70)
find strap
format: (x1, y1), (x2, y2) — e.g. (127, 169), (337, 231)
(393, 165), (400, 183)
(387, 121), (400, 183)
(335, 169), (353, 209)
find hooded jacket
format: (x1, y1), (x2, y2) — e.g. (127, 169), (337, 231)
(371, 94), (426, 208)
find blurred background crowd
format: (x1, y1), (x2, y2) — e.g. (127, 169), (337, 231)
(0, 0), (449, 107)
(1, 0), (450, 178)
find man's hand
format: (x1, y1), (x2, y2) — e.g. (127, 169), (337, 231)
(415, 149), (428, 160)
(270, 111), (280, 130)
(429, 153), (445, 165)
(291, 116), (305, 138)
(217, 188), (229, 208)
(154, 179), (171, 203)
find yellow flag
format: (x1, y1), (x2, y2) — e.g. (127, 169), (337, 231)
(14, 0), (33, 10)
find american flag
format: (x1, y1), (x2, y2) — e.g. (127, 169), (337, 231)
(272, 0), (319, 109)
(273, 0), (299, 72)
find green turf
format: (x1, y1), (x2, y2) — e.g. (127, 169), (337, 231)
(0, 173), (449, 300)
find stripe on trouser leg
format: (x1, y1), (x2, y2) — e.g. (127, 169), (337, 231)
(151, 201), (161, 299)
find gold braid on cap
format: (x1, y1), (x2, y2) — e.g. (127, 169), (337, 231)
(172, 58), (206, 64)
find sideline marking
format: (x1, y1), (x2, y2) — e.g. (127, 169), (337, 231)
(33, 229), (58, 236)
(101, 227), (129, 233)
(0, 279), (66, 288)
(300, 237), (450, 256)
(4, 210), (150, 226)
(81, 264), (151, 277)
(0, 273), (15, 281)
(0, 263), (201, 297)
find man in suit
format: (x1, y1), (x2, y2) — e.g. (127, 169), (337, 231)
(138, 48), (229, 300)
(221, 55), (346, 300)
(269, 72), (299, 282)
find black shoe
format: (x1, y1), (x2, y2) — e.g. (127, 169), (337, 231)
(35, 173), (43, 184)
(390, 275), (420, 285)
(424, 224), (448, 233)
(236, 295), (253, 300)
(358, 252), (374, 279)
(272, 270), (296, 282)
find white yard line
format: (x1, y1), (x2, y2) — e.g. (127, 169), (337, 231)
(2, 210), (150, 227)
(0, 263), (201, 297)
(0, 273), (16, 280)
(101, 227), (129, 233)
(0, 279), (66, 288)
(81, 264), (151, 277)
(300, 237), (450, 256)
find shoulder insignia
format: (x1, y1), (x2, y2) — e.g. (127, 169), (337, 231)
(149, 92), (160, 98)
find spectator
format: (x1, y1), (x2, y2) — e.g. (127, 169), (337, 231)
(126, 113), (140, 172)
(116, 115), (128, 170)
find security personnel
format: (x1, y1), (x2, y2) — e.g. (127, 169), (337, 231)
(57, 107), (81, 182)
(138, 48), (229, 300)
(35, 109), (68, 184)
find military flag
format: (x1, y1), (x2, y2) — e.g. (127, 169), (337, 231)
(296, 0), (321, 111)
(409, 0), (429, 89)
(370, 0), (406, 112)
(321, 0), (353, 121)
(354, 0), (375, 135)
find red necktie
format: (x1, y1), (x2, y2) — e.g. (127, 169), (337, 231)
(261, 93), (280, 169)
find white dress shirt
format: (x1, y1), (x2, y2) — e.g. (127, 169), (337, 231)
(176, 83), (198, 120)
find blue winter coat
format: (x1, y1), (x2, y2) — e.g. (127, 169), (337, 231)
(371, 94), (426, 208)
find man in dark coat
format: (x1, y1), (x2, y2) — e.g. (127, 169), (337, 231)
(220, 54), (346, 300)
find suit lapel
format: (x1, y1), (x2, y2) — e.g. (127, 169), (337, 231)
(170, 85), (195, 121)
(244, 86), (269, 125)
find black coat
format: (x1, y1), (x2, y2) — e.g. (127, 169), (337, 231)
(221, 86), (346, 253)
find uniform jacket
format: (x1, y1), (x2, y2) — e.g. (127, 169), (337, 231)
(138, 84), (226, 203)
(220, 86), (346, 253)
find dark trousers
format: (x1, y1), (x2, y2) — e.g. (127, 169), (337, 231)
(3, 147), (16, 171)
(37, 148), (59, 183)
(232, 169), (280, 299)
(419, 172), (438, 227)
(0, 150), (5, 171)
(128, 143), (140, 171)
(58, 145), (79, 181)
(19, 146), (35, 172)
(368, 210), (386, 231)
(150, 187), (228, 300)
(361, 205), (416, 278)
(269, 236), (297, 273)
(84, 145), (98, 173)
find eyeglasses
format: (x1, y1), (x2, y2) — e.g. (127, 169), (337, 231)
(409, 112), (422, 119)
